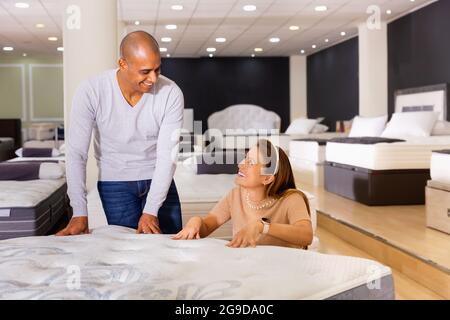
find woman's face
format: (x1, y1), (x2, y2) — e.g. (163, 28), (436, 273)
(235, 147), (272, 188)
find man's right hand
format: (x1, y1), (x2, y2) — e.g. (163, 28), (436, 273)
(56, 216), (89, 236)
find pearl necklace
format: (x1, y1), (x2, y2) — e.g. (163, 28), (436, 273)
(245, 190), (275, 210)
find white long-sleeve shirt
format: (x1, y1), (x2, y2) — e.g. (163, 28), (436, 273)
(66, 69), (184, 217)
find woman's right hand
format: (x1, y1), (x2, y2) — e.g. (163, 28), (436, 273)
(171, 216), (202, 240)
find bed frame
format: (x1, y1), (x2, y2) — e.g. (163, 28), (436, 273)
(324, 161), (430, 205)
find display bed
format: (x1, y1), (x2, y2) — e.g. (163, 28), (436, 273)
(0, 179), (67, 240)
(323, 137), (450, 206)
(0, 225), (394, 300)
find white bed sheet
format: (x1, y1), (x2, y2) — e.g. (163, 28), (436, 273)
(0, 178), (66, 208)
(430, 152), (450, 185)
(326, 136), (450, 170)
(0, 225), (392, 300)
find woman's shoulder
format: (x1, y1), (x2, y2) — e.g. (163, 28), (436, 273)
(278, 190), (308, 207)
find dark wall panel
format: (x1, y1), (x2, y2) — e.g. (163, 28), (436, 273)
(307, 37), (359, 131)
(388, 0), (450, 116)
(161, 57), (290, 131)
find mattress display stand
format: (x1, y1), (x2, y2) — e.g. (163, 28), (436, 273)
(324, 161), (430, 206)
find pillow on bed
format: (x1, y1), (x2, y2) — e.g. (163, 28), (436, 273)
(310, 124), (329, 134)
(381, 111), (439, 139)
(15, 147), (61, 158)
(286, 118), (318, 134)
(0, 162), (64, 181)
(431, 120), (450, 136)
(349, 116), (387, 137)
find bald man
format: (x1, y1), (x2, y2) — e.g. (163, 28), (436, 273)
(57, 31), (184, 236)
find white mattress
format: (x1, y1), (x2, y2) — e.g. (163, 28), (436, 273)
(290, 140), (326, 164)
(0, 225), (392, 300)
(430, 151), (450, 185)
(217, 132), (346, 152)
(0, 178), (66, 208)
(326, 136), (450, 170)
(8, 156), (65, 163)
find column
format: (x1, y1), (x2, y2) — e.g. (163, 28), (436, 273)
(358, 22), (388, 117)
(289, 55), (307, 121)
(63, 0), (118, 191)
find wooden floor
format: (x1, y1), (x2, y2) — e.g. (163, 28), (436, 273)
(316, 227), (444, 300)
(299, 182), (450, 271)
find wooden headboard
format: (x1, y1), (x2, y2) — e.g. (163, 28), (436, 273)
(0, 119), (22, 149)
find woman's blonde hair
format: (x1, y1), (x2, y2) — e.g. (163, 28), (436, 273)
(257, 139), (310, 216)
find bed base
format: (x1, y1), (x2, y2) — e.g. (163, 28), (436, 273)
(324, 161), (430, 206)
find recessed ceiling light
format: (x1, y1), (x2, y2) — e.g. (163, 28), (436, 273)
(3, 47), (14, 51)
(161, 37), (172, 43)
(386, 9), (392, 15)
(206, 47), (216, 52)
(315, 5), (327, 12)
(22, 53), (27, 57)
(159, 47), (168, 52)
(171, 4), (183, 10)
(166, 53), (171, 57)
(251, 54), (255, 57)
(15, 2), (29, 9)
(340, 31), (346, 36)
(215, 37), (226, 43)
(48, 36), (58, 41)
(269, 37), (280, 43)
(57, 47), (64, 52)
(209, 53), (213, 58)
(254, 48), (263, 52)
(289, 25), (300, 31)
(300, 50), (305, 54)
(165, 24), (177, 30)
(325, 39), (329, 43)
(312, 45), (317, 49)
(410, 0), (415, 2)
(243, 5), (256, 12)
(35, 23), (45, 28)
(134, 20), (140, 26)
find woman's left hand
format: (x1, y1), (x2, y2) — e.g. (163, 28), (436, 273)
(227, 220), (262, 248)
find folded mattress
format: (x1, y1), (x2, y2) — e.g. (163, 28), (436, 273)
(0, 178), (67, 240)
(430, 150), (450, 185)
(326, 136), (450, 170)
(0, 225), (394, 300)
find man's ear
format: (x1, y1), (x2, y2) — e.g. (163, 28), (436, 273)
(118, 58), (127, 70)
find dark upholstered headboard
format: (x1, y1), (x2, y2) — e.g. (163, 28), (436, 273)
(0, 119), (22, 149)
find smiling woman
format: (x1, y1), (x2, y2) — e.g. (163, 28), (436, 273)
(173, 139), (313, 249)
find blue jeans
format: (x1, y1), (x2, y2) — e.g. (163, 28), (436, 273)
(97, 179), (182, 234)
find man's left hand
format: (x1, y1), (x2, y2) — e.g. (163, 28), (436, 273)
(137, 213), (161, 234)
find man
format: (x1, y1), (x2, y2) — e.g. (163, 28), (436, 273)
(57, 31), (184, 236)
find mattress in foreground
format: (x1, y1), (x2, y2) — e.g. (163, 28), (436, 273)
(326, 136), (450, 170)
(0, 179), (67, 239)
(0, 225), (394, 300)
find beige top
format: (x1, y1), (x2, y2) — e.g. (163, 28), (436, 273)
(210, 186), (311, 248)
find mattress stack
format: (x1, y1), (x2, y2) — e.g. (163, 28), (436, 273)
(426, 150), (450, 234)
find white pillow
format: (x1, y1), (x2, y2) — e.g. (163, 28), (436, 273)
(431, 120), (450, 136)
(381, 111), (439, 139)
(311, 124), (329, 134)
(349, 116), (387, 137)
(286, 118), (318, 134)
(59, 143), (66, 154)
(182, 156), (198, 173)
